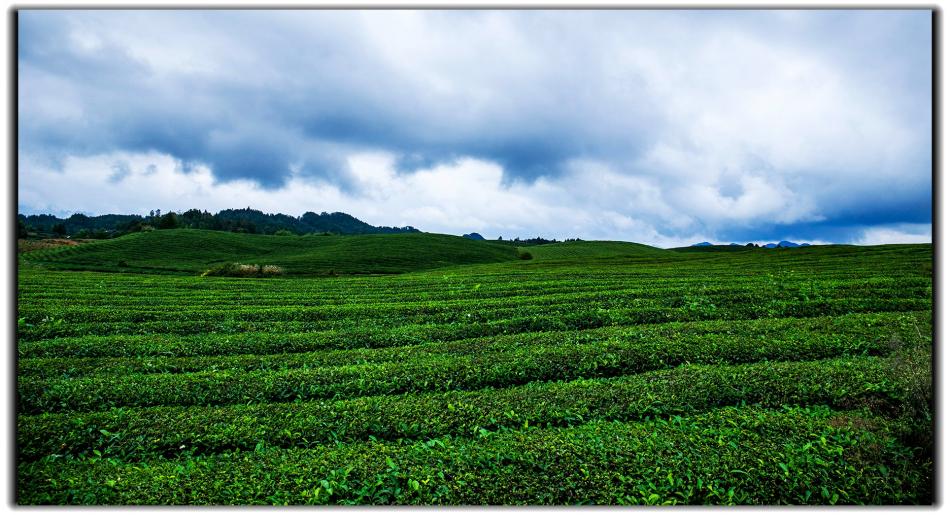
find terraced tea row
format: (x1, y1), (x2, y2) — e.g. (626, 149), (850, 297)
(19, 279), (931, 319)
(19, 310), (928, 361)
(17, 298), (930, 342)
(19, 355), (918, 461)
(18, 311), (929, 377)
(18, 406), (929, 505)
(18, 326), (924, 413)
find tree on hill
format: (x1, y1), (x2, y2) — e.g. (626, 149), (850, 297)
(157, 212), (181, 229)
(179, 209), (219, 230)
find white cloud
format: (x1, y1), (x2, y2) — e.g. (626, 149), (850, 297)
(18, 150), (710, 246)
(19, 148), (934, 248)
(852, 224), (932, 245)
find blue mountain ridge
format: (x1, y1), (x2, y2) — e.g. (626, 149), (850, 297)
(693, 240), (811, 248)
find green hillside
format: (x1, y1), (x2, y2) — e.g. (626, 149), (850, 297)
(670, 244), (753, 252)
(522, 240), (675, 262)
(21, 229), (521, 275)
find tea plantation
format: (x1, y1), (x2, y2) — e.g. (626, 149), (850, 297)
(16, 232), (933, 504)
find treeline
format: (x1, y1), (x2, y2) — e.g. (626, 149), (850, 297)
(18, 208), (419, 239)
(494, 237), (584, 246)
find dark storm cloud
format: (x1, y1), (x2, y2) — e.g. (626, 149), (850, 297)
(18, 10), (663, 184)
(19, 11), (349, 187)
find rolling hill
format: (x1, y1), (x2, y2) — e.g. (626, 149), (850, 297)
(522, 240), (676, 262)
(21, 229), (521, 276)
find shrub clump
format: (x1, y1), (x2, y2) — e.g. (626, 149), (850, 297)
(201, 263), (284, 278)
(518, 251), (533, 260)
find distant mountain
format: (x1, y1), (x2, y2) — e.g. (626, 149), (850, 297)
(684, 240), (812, 250)
(463, 232), (486, 240)
(294, 210), (417, 235)
(763, 241), (808, 248)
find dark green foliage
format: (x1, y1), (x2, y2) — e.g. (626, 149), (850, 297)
(297, 210), (416, 235)
(156, 212), (181, 229)
(496, 236), (560, 246)
(74, 229), (110, 240)
(23, 214), (142, 238)
(18, 208), (419, 237)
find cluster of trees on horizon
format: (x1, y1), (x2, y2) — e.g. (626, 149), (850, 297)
(492, 236), (584, 247)
(17, 208), (577, 245)
(18, 208), (419, 239)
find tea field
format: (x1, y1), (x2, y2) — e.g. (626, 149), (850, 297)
(16, 233), (934, 504)
(20, 229), (521, 275)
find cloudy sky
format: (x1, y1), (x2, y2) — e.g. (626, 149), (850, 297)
(18, 9), (932, 246)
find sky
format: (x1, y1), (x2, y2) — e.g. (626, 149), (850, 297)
(18, 9), (932, 247)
